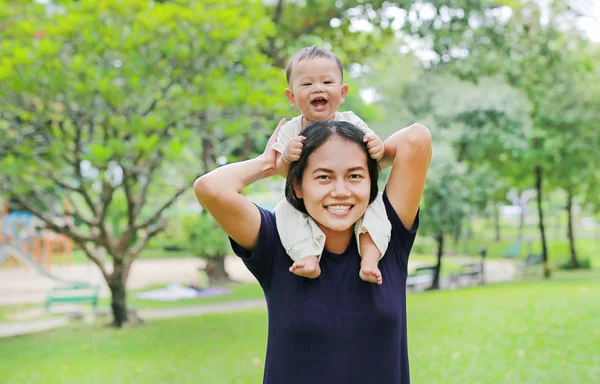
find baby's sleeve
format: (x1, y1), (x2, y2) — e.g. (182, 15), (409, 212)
(340, 111), (376, 137)
(272, 117), (301, 154)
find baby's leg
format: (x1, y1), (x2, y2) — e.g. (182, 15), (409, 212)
(289, 255), (321, 279)
(358, 232), (383, 285)
(356, 193), (391, 285)
(275, 199), (324, 279)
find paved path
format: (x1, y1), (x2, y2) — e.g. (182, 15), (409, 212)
(0, 256), (255, 306)
(0, 318), (69, 338)
(0, 299), (268, 338)
(0, 256), (517, 338)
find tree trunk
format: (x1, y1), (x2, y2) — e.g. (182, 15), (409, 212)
(493, 202), (501, 242)
(534, 164), (550, 278)
(566, 188), (579, 268)
(518, 203), (525, 241)
(453, 218), (462, 247)
(108, 259), (128, 327)
(430, 234), (444, 290)
(204, 254), (231, 285)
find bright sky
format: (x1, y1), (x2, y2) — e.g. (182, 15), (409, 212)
(580, 0), (600, 41)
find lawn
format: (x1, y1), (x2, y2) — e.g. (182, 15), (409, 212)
(1, 269), (598, 384)
(99, 282), (265, 310)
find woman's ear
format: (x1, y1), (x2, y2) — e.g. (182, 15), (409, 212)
(293, 180), (303, 199)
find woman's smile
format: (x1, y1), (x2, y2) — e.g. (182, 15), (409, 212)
(324, 204), (354, 215)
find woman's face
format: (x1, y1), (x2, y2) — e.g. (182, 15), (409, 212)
(294, 136), (371, 237)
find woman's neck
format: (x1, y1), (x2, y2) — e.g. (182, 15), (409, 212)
(319, 225), (354, 255)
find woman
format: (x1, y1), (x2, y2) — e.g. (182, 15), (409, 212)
(194, 119), (431, 383)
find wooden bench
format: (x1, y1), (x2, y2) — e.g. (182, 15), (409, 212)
(45, 283), (99, 310)
(519, 253), (542, 273)
(503, 242), (522, 258)
(450, 263), (483, 287)
(406, 266), (436, 291)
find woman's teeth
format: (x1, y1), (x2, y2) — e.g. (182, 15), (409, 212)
(327, 205), (350, 212)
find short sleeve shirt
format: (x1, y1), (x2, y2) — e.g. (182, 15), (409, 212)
(230, 189), (419, 384)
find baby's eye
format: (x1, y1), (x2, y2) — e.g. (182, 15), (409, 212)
(324, 81), (333, 84)
(302, 83), (311, 86)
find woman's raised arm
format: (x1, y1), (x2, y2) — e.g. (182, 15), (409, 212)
(193, 119), (285, 251)
(381, 123), (432, 230)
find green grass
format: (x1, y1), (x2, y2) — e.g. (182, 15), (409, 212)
(410, 253), (465, 275)
(70, 247), (193, 264)
(412, 233), (599, 267)
(0, 283), (263, 324)
(99, 282), (264, 310)
(1, 269), (598, 384)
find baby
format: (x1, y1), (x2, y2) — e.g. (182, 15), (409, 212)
(272, 46), (391, 285)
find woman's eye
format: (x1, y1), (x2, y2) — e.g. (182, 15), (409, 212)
(317, 175), (330, 180)
(350, 174), (362, 180)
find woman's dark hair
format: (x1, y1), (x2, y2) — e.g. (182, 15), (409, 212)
(285, 121), (379, 214)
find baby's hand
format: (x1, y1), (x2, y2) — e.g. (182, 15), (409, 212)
(364, 134), (385, 160)
(283, 136), (305, 163)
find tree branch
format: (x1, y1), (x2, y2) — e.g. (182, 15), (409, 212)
(121, 173), (137, 227)
(140, 77), (177, 117)
(11, 193), (98, 244)
(135, 183), (190, 231)
(128, 219), (167, 260)
(76, 241), (110, 280)
(135, 152), (163, 218)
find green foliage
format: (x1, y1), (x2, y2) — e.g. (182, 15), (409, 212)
(184, 213), (230, 260)
(420, 148), (470, 238)
(559, 258), (592, 270)
(0, 0), (281, 243)
(262, 0), (399, 68)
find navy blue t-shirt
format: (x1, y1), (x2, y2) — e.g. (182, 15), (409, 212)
(230, 190), (419, 384)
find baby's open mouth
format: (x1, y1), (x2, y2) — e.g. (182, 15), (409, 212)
(311, 97), (328, 109)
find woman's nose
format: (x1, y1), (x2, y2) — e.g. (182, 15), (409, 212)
(330, 180), (351, 197)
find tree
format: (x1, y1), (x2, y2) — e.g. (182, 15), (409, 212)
(419, 147), (470, 289)
(409, 0), (598, 277)
(0, 0), (281, 326)
(185, 212), (232, 284)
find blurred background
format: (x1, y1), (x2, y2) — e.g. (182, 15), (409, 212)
(0, 0), (598, 383)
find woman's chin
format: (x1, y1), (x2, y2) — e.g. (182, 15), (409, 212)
(315, 215), (358, 234)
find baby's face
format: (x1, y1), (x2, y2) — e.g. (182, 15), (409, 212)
(286, 57), (348, 123)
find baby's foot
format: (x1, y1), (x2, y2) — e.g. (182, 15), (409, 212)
(360, 260), (383, 285)
(289, 255), (321, 279)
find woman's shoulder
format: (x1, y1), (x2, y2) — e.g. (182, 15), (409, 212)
(228, 204), (284, 288)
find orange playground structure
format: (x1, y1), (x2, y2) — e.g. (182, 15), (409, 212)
(0, 201), (73, 268)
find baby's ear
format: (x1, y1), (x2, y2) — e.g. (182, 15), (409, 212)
(285, 88), (296, 107)
(340, 84), (349, 101)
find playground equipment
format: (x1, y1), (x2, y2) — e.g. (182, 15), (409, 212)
(0, 203), (97, 309)
(0, 204), (74, 268)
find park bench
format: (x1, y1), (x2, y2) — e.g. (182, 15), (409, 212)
(502, 242), (522, 258)
(449, 263), (483, 287)
(519, 253), (542, 273)
(406, 266), (436, 291)
(45, 283), (99, 311)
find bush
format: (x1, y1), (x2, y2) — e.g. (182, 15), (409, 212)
(559, 258), (592, 270)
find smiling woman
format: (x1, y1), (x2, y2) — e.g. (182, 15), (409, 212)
(284, 122), (380, 254)
(193, 119), (431, 384)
